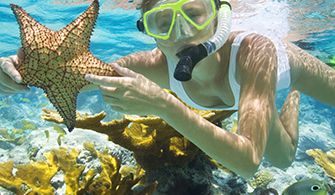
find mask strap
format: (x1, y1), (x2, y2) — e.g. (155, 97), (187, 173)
(137, 18), (145, 32)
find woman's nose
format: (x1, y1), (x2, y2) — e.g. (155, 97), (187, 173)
(170, 14), (195, 42)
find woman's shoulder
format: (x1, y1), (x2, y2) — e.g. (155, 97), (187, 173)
(232, 31), (273, 45)
(223, 31), (275, 52)
(231, 31), (277, 85)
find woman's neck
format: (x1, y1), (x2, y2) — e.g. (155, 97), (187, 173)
(158, 38), (232, 86)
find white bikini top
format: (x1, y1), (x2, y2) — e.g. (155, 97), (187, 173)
(167, 31), (290, 111)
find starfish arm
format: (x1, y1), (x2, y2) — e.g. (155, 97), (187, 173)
(58, 0), (99, 54)
(45, 85), (78, 131)
(11, 0), (119, 132)
(10, 4), (54, 49)
(76, 53), (120, 77)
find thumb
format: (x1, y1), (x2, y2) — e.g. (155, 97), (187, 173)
(0, 57), (22, 83)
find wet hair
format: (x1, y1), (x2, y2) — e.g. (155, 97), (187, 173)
(140, 0), (160, 14)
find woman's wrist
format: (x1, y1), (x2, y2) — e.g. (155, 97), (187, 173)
(154, 91), (185, 120)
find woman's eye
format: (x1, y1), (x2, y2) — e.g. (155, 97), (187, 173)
(184, 8), (203, 18)
(157, 19), (171, 31)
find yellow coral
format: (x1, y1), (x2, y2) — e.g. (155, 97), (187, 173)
(249, 170), (274, 189)
(46, 148), (85, 194)
(0, 160), (58, 194)
(42, 91), (236, 170)
(0, 145), (154, 194)
(306, 149), (335, 180)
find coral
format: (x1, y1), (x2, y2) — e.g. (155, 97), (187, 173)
(306, 149), (335, 180)
(0, 160), (58, 194)
(42, 94), (235, 170)
(42, 90), (236, 193)
(248, 170), (274, 189)
(0, 145), (155, 194)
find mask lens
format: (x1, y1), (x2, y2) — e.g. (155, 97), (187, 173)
(181, 0), (215, 27)
(145, 8), (174, 37)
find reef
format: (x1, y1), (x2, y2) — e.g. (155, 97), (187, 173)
(42, 90), (236, 193)
(306, 149), (335, 180)
(0, 145), (156, 194)
(42, 91), (235, 170)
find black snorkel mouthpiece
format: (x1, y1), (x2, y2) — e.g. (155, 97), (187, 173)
(174, 44), (208, 81)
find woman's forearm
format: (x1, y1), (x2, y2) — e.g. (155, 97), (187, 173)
(158, 94), (259, 178)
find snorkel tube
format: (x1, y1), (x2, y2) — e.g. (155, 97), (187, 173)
(174, 0), (232, 81)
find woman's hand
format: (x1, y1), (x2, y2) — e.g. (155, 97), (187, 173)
(0, 49), (29, 95)
(85, 63), (170, 116)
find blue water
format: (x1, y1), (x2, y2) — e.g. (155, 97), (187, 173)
(0, 0), (159, 129)
(0, 0), (333, 127)
(0, 0), (334, 193)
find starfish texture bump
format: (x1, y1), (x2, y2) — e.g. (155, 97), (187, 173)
(11, 0), (119, 131)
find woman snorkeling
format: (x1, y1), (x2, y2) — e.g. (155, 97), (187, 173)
(0, 0), (334, 178)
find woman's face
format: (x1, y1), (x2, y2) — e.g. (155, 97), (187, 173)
(144, 0), (216, 54)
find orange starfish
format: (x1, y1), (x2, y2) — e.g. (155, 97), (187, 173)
(11, 0), (119, 131)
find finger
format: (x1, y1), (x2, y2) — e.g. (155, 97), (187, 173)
(0, 83), (17, 94)
(103, 94), (121, 104)
(110, 105), (125, 113)
(17, 48), (24, 63)
(100, 86), (118, 93)
(0, 69), (29, 92)
(0, 90), (14, 96)
(99, 86), (122, 99)
(0, 57), (23, 83)
(85, 74), (132, 87)
(103, 96), (124, 112)
(8, 55), (18, 65)
(110, 63), (137, 77)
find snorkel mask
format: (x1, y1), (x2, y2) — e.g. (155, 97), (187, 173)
(137, 0), (232, 81)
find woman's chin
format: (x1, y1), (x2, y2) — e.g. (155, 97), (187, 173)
(158, 40), (198, 53)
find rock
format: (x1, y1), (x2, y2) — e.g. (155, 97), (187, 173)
(294, 174), (307, 181)
(295, 123), (335, 161)
(51, 171), (65, 194)
(0, 140), (14, 150)
(330, 10), (335, 17)
(330, 117), (335, 135)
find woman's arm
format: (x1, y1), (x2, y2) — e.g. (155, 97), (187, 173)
(84, 34), (279, 178)
(157, 35), (278, 178)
